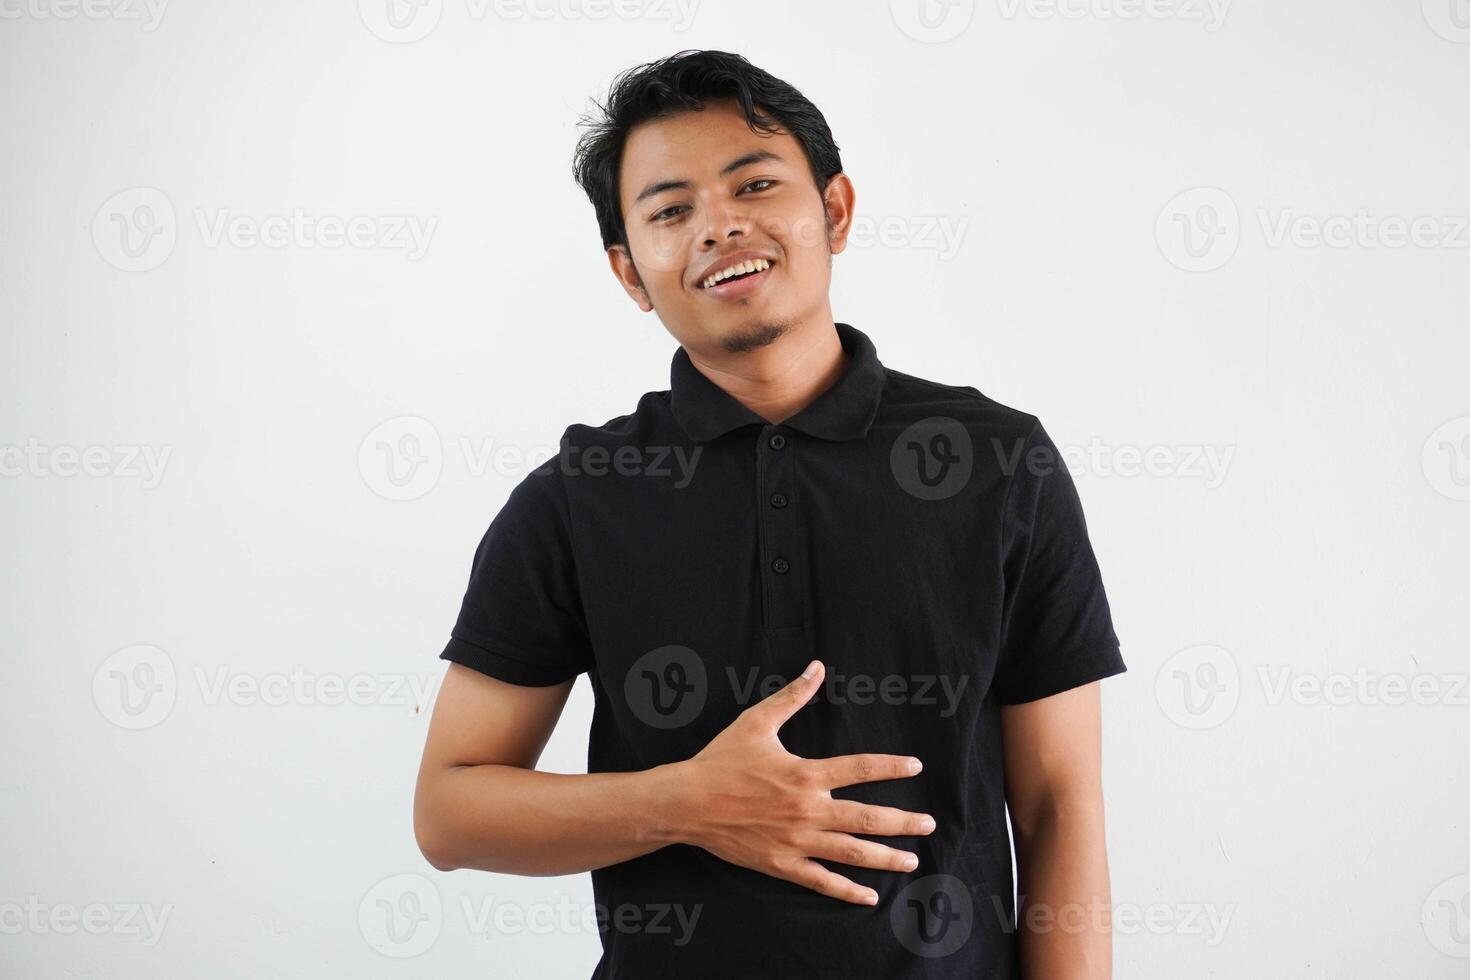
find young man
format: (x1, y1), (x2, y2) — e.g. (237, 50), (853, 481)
(414, 49), (1126, 979)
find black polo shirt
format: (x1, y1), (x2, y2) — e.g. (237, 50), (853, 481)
(439, 321), (1126, 979)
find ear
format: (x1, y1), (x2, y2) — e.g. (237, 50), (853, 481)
(821, 172), (857, 256)
(607, 244), (654, 313)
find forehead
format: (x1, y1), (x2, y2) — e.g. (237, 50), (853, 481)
(619, 101), (799, 208)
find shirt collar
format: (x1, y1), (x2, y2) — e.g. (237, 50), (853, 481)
(669, 321), (886, 444)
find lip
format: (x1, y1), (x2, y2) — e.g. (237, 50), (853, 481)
(696, 252), (777, 301)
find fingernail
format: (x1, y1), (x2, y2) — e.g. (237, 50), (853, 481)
(903, 854), (919, 870)
(919, 815), (936, 832)
(907, 758), (923, 774)
(863, 890), (879, 905)
(801, 660), (819, 679)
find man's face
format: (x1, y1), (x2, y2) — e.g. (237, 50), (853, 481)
(610, 98), (854, 357)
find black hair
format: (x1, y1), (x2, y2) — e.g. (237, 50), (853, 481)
(571, 49), (844, 252)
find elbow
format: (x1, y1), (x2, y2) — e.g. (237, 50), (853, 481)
(1008, 789), (1058, 837)
(1010, 791), (1097, 856)
(1010, 794), (1108, 879)
(415, 821), (460, 873)
(1008, 803), (1057, 860)
(417, 829), (458, 873)
(413, 784), (460, 873)
(425, 852), (459, 874)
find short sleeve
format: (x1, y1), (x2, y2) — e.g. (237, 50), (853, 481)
(991, 420), (1126, 705)
(440, 461), (593, 686)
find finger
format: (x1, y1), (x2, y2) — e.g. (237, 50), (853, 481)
(748, 660), (824, 733)
(825, 799), (938, 838)
(772, 856), (879, 906)
(815, 753), (923, 790)
(806, 831), (920, 873)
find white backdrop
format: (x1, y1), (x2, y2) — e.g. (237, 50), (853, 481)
(3, 1), (1468, 976)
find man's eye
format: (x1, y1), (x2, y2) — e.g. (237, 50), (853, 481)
(651, 182), (773, 222)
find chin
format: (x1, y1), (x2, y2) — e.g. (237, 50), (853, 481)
(718, 321), (786, 355)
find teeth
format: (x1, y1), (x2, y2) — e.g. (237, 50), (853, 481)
(702, 258), (770, 288)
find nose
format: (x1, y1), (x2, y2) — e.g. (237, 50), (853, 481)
(700, 195), (751, 249)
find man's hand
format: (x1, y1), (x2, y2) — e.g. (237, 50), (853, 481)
(668, 660), (936, 906)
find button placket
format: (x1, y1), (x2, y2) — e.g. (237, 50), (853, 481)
(757, 425), (802, 629)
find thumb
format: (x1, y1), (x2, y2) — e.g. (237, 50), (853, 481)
(751, 660), (824, 733)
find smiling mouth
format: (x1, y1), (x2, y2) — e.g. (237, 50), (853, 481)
(698, 258), (774, 289)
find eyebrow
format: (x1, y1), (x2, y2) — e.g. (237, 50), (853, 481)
(631, 150), (785, 207)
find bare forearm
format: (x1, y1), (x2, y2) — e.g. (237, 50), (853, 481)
(417, 761), (688, 876)
(1012, 804), (1113, 980)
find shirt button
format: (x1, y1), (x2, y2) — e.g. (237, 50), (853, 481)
(770, 492), (788, 509)
(771, 557), (790, 574)
(768, 433), (786, 450)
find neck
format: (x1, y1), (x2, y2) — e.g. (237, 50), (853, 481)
(686, 319), (848, 425)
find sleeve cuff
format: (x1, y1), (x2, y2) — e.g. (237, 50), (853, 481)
(439, 633), (583, 687)
(993, 647), (1128, 706)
